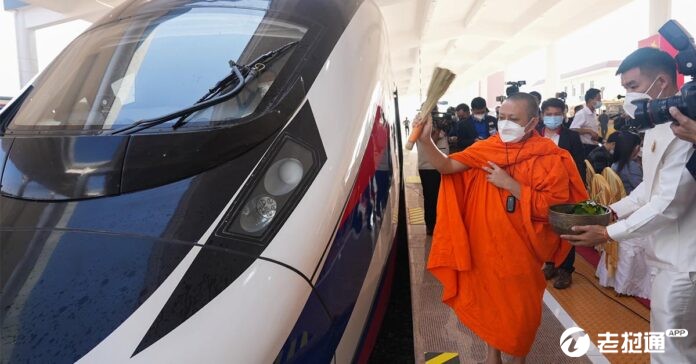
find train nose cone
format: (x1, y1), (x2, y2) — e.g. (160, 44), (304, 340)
(0, 230), (194, 364)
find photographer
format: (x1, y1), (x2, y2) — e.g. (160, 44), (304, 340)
(563, 47), (696, 364)
(418, 107), (450, 236)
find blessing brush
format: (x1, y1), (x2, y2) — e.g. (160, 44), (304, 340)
(405, 67), (456, 150)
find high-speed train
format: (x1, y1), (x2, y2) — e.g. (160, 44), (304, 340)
(0, 0), (406, 362)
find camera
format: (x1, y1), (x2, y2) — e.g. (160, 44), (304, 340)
(505, 80), (526, 97)
(495, 95), (506, 102)
(431, 111), (453, 133)
(555, 91), (567, 101)
(506, 80), (526, 87)
(627, 20), (696, 130)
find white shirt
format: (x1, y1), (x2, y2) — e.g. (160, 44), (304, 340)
(543, 128), (560, 145)
(570, 105), (599, 145)
(607, 123), (696, 273)
(417, 130), (450, 170)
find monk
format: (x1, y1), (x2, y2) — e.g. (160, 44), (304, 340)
(416, 93), (588, 364)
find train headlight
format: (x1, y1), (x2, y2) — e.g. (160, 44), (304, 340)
(219, 135), (321, 241)
(240, 195), (278, 233)
(264, 158), (304, 196)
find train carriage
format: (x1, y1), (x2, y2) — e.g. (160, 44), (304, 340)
(0, 0), (404, 362)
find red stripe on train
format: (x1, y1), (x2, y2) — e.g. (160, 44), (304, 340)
(339, 107), (390, 226)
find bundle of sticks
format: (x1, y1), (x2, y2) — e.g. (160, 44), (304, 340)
(405, 67), (457, 150)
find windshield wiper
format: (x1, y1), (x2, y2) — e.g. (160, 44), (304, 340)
(110, 41), (299, 135)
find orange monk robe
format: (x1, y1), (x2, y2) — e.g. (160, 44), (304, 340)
(427, 132), (588, 356)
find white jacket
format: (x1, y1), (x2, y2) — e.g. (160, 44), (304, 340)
(607, 123), (696, 272)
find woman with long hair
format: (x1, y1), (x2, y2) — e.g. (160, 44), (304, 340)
(611, 131), (643, 193)
(597, 130), (650, 300)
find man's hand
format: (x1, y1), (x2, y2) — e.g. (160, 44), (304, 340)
(669, 107), (696, 144)
(414, 114), (470, 174)
(589, 130), (600, 141)
(482, 162), (520, 197)
(573, 128), (600, 140)
(560, 225), (608, 247)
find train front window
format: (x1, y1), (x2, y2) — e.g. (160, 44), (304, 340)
(5, 4), (306, 133)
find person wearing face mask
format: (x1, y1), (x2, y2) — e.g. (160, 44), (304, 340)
(470, 97), (498, 140)
(448, 103), (478, 153)
(537, 98), (586, 289)
(538, 98), (585, 179)
(415, 93), (587, 364)
(570, 88), (603, 157)
(563, 47), (696, 364)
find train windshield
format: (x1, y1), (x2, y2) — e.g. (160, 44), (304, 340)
(4, 3), (306, 133)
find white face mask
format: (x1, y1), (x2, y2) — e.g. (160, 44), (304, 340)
(473, 114), (485, 120)
(623, 77), (663, 119)
(498, 119), (529, 143)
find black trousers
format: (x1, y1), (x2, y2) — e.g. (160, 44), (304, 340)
(546, 246), (575, 272)
(559, 246), (575, 272)
(418, 169), (441, 231)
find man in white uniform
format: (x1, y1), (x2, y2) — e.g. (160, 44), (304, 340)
(570, 88), (602, 157)
(563, 47), (696, 364)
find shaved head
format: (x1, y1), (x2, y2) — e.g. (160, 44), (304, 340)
(505, 92), (539, 120)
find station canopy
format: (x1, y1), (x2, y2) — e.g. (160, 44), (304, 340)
(19, 0), (634, 94)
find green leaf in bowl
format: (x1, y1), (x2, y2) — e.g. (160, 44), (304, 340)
(570, 201), (607, 216)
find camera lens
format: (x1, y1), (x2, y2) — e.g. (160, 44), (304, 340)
(650, 95), (685, 123)
(632, 95), (686, 130)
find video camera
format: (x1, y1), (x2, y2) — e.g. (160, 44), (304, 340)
(506, 80), (526, 87)
(627, 20), (696, 130)
(431, 111), (453, 133)
(505, 80), (526, 97)
(555, 91), (567, 101)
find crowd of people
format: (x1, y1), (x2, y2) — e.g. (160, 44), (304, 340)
(412, 47), (696, 364)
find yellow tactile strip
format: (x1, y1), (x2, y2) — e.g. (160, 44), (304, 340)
(408, 208), (425, 225)
(424, 352), (460, 364)
(406, 175), (422, 184)
(547, 255), (651, 364)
